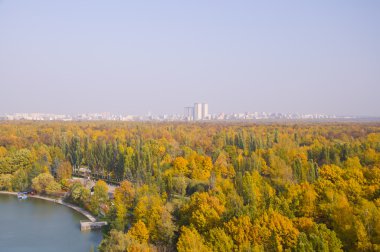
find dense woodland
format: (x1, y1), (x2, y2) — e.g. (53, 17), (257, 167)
(1, 122), (380, 251)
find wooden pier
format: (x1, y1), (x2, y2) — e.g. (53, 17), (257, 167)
(80, 220), (108, 231)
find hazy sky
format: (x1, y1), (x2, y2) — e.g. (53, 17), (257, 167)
(0, 1), (379, 116)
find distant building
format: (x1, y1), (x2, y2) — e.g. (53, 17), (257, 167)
(202, 103), (209, 119)
(184, 107), (194, 121)
(193, 103), (203, 120)
(184, 102), (209, 121)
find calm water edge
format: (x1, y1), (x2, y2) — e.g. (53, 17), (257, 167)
(0, 194), (103, 252)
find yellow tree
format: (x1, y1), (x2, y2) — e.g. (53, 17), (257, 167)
(180, 192), (225, 233)
(285, 183), (317, 217)
(56, 161), (72, 181)
(214, 151), (235, 178)
(172, 157), (189, 175)
(189, 155), (213, 180)
(206, 227), (234, 252)
(90, 180), (109, 216)
(253, 210), (300, 251)
(113, 180), (135, 230)
(32, 173), (61, 195)
(224, 215), (253, 249)
(177, 226), (210, 252)
(133, 194), (175, 244)
(127, 220), (149, 243)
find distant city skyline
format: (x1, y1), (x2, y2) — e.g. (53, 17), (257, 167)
(2, 107), (379, 121)
(0, 111), (365, 122)
(0, 102), (379, 118)
(0, 1), (379, 116)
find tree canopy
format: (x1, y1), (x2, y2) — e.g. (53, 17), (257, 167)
(1, 121), (380, 251)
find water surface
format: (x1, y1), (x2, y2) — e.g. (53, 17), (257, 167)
(0, 194), (102, 252)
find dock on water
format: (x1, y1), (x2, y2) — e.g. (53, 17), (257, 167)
(80, 220), (108, 231)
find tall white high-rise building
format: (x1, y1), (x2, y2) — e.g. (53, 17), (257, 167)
(202, 103), (209, 119)
(193, 103), (202, 120)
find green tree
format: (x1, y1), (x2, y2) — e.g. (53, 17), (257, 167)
(69, 182), (90, 206)
(99, 229), (127, 252)
(12, 169), (29, 191)
(68, 136), (83, 173)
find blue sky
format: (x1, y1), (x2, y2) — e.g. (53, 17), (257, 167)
(0, 1), (379, 116)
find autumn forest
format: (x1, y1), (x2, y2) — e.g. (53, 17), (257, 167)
(1, 122), (380, 252)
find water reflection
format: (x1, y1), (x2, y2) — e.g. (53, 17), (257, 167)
(0, 194), (102, 252)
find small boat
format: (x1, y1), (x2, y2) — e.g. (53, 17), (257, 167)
(17, 192), (28, 200)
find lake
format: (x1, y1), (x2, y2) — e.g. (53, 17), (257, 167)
(0, 194), (103, 252)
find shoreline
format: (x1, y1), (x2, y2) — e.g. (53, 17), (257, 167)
(0, 191), (96, 222)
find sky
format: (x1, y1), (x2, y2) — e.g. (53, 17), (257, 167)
(0, 1), (379, 116)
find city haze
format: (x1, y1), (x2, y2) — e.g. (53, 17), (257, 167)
(0, 1), (379, 116)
